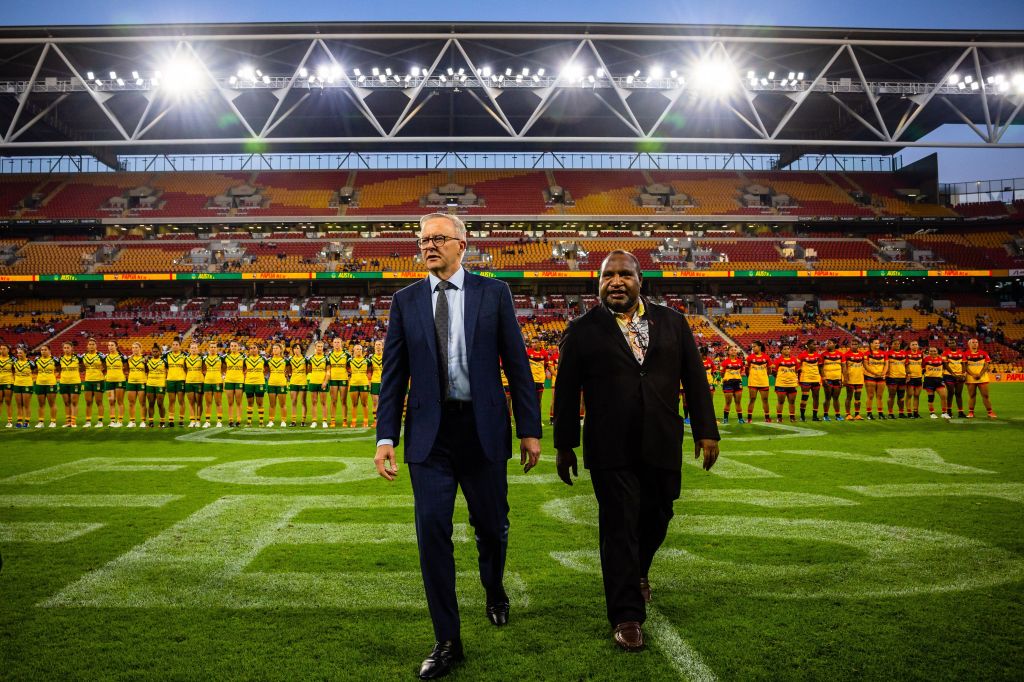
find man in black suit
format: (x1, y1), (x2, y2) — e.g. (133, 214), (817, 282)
(552, 250), (720, 651)
(374, 212), (542, 679)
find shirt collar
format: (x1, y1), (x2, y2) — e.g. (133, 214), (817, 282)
(428, 265), (465, 291)
(608, 296), (645, 323)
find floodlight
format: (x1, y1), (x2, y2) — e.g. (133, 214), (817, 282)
(650, 65), (663, 79)
(439, 74), (447, 82)
(404, 74), (411, 83)
(645, 76), (653, 83)
(446, 68), (453, 76)
(136, 78), (143, 85)
(411, 66), (421, 77)
(986, 76), (994, 84)
(949, 73), (960, 84)
(746, 70), (755, 79)
(353, 68), (361, 76)
(94, 79), (102, 86)
(116, 78), (125, 86)
(158, 58), (202, 94)
(459, 74), (467, 82)
(371, 67), (380, 76)
(532, 74), (540, 82)
(505, 68), (512, 76)
(255, 69), (262, 77)
(386, 67), (393, 76)
(377, 74), (386, 83)
(331, 64), (342, 78)
(522, 67), (529, 76)
(957, 81), (966, 90)
(970, 81), (979, 90)
(760, 77), (768, 85)
(634, 69), (641, 77)
(964, 75), (973, 83)
(788, 72), (795, 80)
(298, 67), (308, 77)
(516, 74), (523, 82)
(482, 66), (492, 77)
(308, 74), (317, 83)
(86, 71), (95, 80)
(670, 69), (677, 78)
(588, 74), (595, 83)
(749, 77), (758, 86)
(457, 68), (464, 75)
(109, 71), (117, 79)
(767, 71), (775, 79)
(999, 82), (1009, 92)
(132, 71), (140, 80)
(317, 65), (329, 79)
(537, 68), (545, 76)
(626, 75), (634, 83)
(797, 72), (804, 80)
(357, 75), (366, 83)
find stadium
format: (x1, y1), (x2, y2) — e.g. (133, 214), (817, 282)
(1, 17), (1023, 680)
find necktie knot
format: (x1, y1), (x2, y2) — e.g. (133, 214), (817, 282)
(435, 281), (456, 292)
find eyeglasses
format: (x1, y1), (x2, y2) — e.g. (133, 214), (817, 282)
(416, 235), (461, 248)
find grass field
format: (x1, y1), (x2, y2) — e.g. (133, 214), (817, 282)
(2, 385), (1023, 681)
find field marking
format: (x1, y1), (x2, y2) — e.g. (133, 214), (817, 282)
(684, 489), (857, 507)
(728, 447), (995, 475)
(0, 522), (105, 543)
(844, 483), (1024, 504)
(646, 607), (718, 682)
(0, 458), (215, 485)
(196, 457), (380, 486)
(276, 522), (469, 544)
(0, 494), (183, 508)
(175, 427), (377, 446)
(712, 421), (826, 442)
(684, 452), (780, 479)
(42, 494), (524, 609)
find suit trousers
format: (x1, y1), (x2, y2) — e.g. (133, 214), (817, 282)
(589, 465), (682, 626)
(408, 402), (510, 641)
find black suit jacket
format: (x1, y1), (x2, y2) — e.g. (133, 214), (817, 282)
(552, 299), (719, 471)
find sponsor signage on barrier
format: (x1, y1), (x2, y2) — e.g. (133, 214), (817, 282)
(316, 272), (384, 279)
(658, 270), (732, 278)
(0, 275), (36, 282)
(994, 373), (1024, 382)
(104, 273), (173, 281)
(37, 274), (105, 282)
(732, 270), (800, 278)
(866, 270), (928, 277)
(799, 270), (863, 277)
(928, 269), (991, 277)
(524, 271), (595, 278)
(241, 272), (313, 280)
(1009, 269), (1024, 277)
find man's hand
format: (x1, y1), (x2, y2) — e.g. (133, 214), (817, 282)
(555, 449), (578, 485)
(695, 439), (720, 471)
(520, 437), (541, 473)
(375, 444), (399, 481)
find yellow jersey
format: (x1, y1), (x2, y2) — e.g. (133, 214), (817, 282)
(13, 359), (33, 387)
(797, 352), (821, 384)
(165, 351), (187, 381)
(943, 350), (965, 377)
(864, 350), (887, 379)
(924, 355), (945, 378)
(821, 352), (844, 381)
(906, 352), (924, 379)
(267, 357), (288, 387)
(81, 352), (105, 382)
(964, 351), (991, 384)
(105, 353), (127, 382)
(885, 351), (908, 379)
(327, 350), (350, 381)
(58, 354), (82, 384)
(773, 357), (800, 388)
(745, 354), (771, 388)
(843, 351), (866, 384)
(720, 358), (745, 382)
(223, 353), (246, 384)
(348, 357), (370, 387)
(527, 350), (548, 383)
(369, 353), (384, 384)
(307, 353), (328, 384)
(145, 357), (167, 387)
(0, 356), (12, 385)
(243, 356), (266, 385)
(35, 358), (58, 385)
(289, 356), (308, 386)
(184, 355), (205, 383)
(126, 356), (148, 384)
(203, 354), (223, 384)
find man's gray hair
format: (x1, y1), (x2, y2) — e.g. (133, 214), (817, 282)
(419, 212), (467, 239)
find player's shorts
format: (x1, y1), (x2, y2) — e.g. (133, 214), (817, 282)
(775, 385), (797, 394)
(349, 384), (369, 393)
(58, 383), (81, 395)
(329, 379), (348, 388)
(166, 380), (185, 393)
(0, 381), (10, 389)
(266, 385), (287, 395)
(203, 383), (223, 393)
(884, 377), (907, 387)
(125, 382), (145, 392)
(799, 381), (819, 390)
(844, 382), (864, 390)
(224, 382), (243, 391)
(722, 379), (742, 393)
(82, 381), (104, 392)
(34, 384), (58, 395)
(144, 385), (166, 395)
(748, 383), (770, 391)
(824, 379), (843, 388)
(863, 376), (884, 384)
(185, 382), (204, 394)
(370, 383), (381, 396)
(307, 383), (326, 393)
(243, 384), (266, 397)
(907, 378), (922, 388)
(943, 375), (965, 386)
(923, 377), (944, 391)
(289, 384), (307, 393)
(13, 385), (32, 394)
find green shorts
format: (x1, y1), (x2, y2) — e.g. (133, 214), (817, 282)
(34, 384), (58, 395)
(185, 382), (204, 394)
(370, 383), (381, 396)
(58, 383), (81, 395)
(328, 379), (349, 388)
(145, 385), (166, 395)
(103, 380), (125, 391)
(203, 383), (223, 393)
(266, 385), (287, 395)
(289, 384), (307, 393)
(125, 382), (145, 392)
(349, 384), (369, 393)
(224, 382), (243, 391)
(82, 381), (104, 392)
(307, 383), (326, 393)
(243, 384), (266, 397)
(13, 385), (32, 394)
(166, 380), (185, 393)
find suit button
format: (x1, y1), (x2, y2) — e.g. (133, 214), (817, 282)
(639, 371), (647, 377)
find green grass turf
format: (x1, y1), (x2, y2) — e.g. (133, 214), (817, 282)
(1, 385), (1023, 681)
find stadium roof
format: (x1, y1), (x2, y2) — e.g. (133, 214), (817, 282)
(0, 21), (1022, 160)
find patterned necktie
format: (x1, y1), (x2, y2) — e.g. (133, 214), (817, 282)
(434, 280), (455, 398)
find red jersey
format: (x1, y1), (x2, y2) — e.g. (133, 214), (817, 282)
(942, 349), (965, 376)
(526, 349), (548, 383)
(719, 357), (745, 382)
(773, 356), (801, 388)
(885, 350), (908, 379)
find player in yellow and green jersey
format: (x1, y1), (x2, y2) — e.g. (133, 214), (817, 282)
(104, 341), (128, 427)
(184, 341), (206, 427)
(57, 341), (82, 427)
(265, 342), (289, 427)
(164, 339), (188, 427)
(288, 342), (308, 427)
(307, 340), (328, 428)
(80, 338), (105, 428)
(33, 344), (58, 428)
(347, 343), (371, 428)
(369, 339), (384, 427)
(202, 340), (224, 428)
(124, 342), (148, 427)
(223, 340), (246, 427)
(0, 343), (13, 428)
(243, 341), (267, 427)
(326, 337), (350, 428)
(145, 343), (168, 428)
(12, 345), (34, 428)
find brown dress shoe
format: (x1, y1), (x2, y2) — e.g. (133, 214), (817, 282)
(613, 621), (645, 651)
(640, 577), (651, 603)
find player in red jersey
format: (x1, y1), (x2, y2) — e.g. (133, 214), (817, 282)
(921, 345), (951, 419)
(842, 337), (866, 420)
(744, 341), (773, 423)
(905, 340), (924, 418)
(942, 345), (967, 418)
(719, 345), (745, 424)
(862, 339), (889, 420)
(964, 338), (996, 418)
(884, 338), (909, 419)
(796, 340), (824, 422)
(526, 338), (549, 406)
(819, 339), (845, 421)
(773, 344), (801, 423)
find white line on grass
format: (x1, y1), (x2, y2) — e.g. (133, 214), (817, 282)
(844, 483), (1024, 504)
(0, 522), (104, 543)
(0, 458), (216, 485)
(196, 457), (380, 486)
(647, 607), (718, 682)
(0, 494), (182, 508)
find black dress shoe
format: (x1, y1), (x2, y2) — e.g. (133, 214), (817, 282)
(418, 640), (464, 680)
(486, 599), (510, 626)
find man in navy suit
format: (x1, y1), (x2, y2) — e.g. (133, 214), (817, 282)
(374, 212), (542, 679)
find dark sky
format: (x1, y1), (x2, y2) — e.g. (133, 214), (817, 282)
(6, 0), (1024, 182)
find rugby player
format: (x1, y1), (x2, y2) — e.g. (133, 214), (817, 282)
(124, 342), (147, 428)
(184, 341), (205, 427)
(369, 339), (384, 427)
(796, 340), (823, 421)
(12, 346), (33, 428)
(223, 340), (246, 427)
(347, 343), (372, 428)
(905, 340), (924, 419)
(863, 339), (888, 420)
(942, 344), (967, 419)
(265, 342), (288, 427)
(104, 341), (127, 427)
(819, 339), (845, 421)
(57, 341), (82, 427)
(326, 337), (350, 428)
(842, 338), (866, 420)
(307, 340), (329, 428)
(773, 343), (800, 423)
(964, 338), (997, 419)
(164, 339), (188, 427)
(243, 341), (267, 427)
(288, 343), (309, 427)
(80, 338), (105, 428)
(744, 341), (772, 423)
(719, 345), (745, 424)
(922, 345), (951, 419)
(884, 338), (908, 419)
(202, 340), (225, 428)
(144, 343), (168, 428)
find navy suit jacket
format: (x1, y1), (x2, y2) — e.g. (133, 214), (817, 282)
(376, 270), (542, 463)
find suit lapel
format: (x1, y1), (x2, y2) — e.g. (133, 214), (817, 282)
(463, 272), (481, 362)
(640, 301), (664, 368)
(414, 278), (439, 364)
(597, 303), (640, 365)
